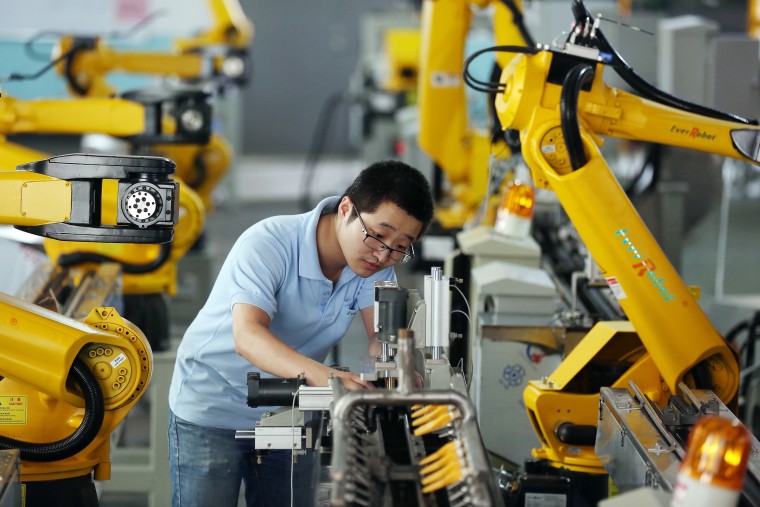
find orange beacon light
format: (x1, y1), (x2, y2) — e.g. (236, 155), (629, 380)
(671, 416), (752, 507)
(494, 179), (535, 238)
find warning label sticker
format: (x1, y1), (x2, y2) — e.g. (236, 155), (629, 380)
(605, 276), (628, 300)
(0, 395), (27, 424)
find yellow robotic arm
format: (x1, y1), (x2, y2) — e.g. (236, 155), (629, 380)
(0, 153), (178, 242)
(43, 0), (249, 213)
(417, 0), (531, 229)
(481, 0), (751, 474)
(1, 147), (202, 351)
(0, 299), (151, 485)
(49, 6), (245, 211)
(0, 95), (144, 137)
(49, 42), (235, 209)
(0, 90), (209, 252)
(54, 0), (253, 98)
(0, 153), (176, 505)
(0, 90), (212, 146)
(0, 91), (208, 349)
(382, 28), (421, 94)
(54, 35), (206, 98)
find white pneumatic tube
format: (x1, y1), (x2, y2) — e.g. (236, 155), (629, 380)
(424, 267), (451, 359)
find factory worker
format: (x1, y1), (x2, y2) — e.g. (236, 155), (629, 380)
(168, 160), (434, 507)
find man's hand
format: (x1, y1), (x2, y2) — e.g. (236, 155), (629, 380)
(329, 369), (374, 391)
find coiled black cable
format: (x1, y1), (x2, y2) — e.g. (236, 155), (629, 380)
(560, 63), (596, 171)
(0, 358), (105, 462)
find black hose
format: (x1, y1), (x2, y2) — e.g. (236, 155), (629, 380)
(622, 143), (662, 196)
(0, 45), (79, 84)
(298, 90), (347, 212)
(463, 45), (539, 94)
(727, 319), (751, 351)
(576, 277), (625, 321)
(57, 242), (172, 274)
(186, 148), (209, 188)
(726, 312), (760, 369)
(690, 361), (715, 391)
(745, 312), (760, 369)
(560, 64), (595, 171)
(0, 358), (105, 462)
(63, 42), (91, 96)
(488, 63), (507, 145)
(729, 311), (760, 418)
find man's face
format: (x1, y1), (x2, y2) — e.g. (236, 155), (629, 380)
(341, 200), (423, 277)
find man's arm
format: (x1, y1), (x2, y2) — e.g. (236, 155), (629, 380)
(232, 303), (371, 390)
(360, 306), (381, 358)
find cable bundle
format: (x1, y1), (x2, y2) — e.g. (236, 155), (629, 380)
(418, 439), (467, 494)
(410, 404), (461, 436)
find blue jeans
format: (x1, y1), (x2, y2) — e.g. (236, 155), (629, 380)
(168, 410), (317, 507)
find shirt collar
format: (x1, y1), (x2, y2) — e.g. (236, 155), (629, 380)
(299, 196), (346, 281)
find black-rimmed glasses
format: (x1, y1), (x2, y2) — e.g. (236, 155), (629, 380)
(355, 209), (415, 264)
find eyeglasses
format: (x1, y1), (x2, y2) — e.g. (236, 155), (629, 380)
(355, 208), (415, 264)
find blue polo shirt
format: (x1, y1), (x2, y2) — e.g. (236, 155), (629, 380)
(168, 197), (396, 430)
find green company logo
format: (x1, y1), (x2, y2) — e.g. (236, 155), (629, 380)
(614, 229), (675, 302)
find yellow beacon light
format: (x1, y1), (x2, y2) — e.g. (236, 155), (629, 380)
(671, 416), (752, 507)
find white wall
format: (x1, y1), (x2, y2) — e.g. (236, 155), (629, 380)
(0, 0), (210, 40)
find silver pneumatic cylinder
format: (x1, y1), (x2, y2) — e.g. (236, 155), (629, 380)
(424, 267), (451, 360)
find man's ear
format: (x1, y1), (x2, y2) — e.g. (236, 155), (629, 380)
(338, 196), (352, 220)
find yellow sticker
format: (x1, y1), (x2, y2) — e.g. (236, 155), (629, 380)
(0, 395), (27, 424)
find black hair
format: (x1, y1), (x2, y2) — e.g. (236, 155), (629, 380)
(335, 160), (434, 236)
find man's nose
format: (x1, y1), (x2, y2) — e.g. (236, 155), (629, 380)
(373, 248), (392, 262)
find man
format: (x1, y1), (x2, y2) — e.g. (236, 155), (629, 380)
(168, 160), (434, 506)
